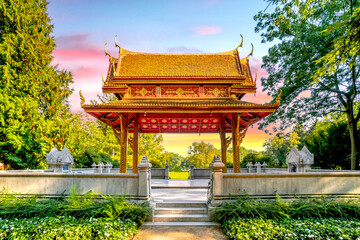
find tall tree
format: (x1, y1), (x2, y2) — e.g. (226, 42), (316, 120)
(263, 127), (305, 167)
(255, 0), (360, 169)
(304, 120), (353, 169)
(0, 0), (73, 168)
(187, 141), (220, 168)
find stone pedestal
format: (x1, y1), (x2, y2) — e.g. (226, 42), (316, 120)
(138, 155), (152, 199)
(189, 163), (194, 180)
(211, 155), (225, 197)
(164, 163), (169, 180)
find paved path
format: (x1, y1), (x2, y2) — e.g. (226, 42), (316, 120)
(151, 179), (209, 203)
(133, 226), (227, 240)
(137, 180), (227, 239)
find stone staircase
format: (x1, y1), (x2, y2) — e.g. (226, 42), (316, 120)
(144, 202), (219, 226)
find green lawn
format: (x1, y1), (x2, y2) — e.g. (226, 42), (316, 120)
(168, 172), (189, 179)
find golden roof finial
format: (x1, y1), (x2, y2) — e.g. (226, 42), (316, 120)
(102, 75), (105, 86)
(237, 34), (244, 49)
(104, 43), (113, 60)
(79, 90), (85, 107)
(114, 35), (121, 49)
(247, 43), (254, 58)
(253, 73), (257, 85)
(275, 89), (282, 105)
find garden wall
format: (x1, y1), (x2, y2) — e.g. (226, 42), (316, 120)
(212, 172), (360, 201)
(0, 172), (150, 200)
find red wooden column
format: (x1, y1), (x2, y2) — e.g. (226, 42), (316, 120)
(231, 113), (241, 173)
(132, 115), (139, 173)
(219, 115), (227, 173)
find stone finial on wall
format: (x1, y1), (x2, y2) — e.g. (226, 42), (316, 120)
(247, 162), (254, 173)
(46, 146), (74, 172)
(211, 155), (225, 172)
(286, 146), (314, 173)
(209, 156), (217, 168)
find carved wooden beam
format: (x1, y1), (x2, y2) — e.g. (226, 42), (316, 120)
(225, 136), (232, 149)
(128, 136), (134, 150)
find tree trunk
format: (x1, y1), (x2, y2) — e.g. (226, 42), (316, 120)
(347, 112), (359, 170)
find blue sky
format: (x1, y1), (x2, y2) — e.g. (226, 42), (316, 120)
(48, 0), (276, 155)
(48, 0), (274, 55)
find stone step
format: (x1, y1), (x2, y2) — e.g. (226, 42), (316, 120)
(155, 202), (207, 208)
(155, 207), (207, 215)
(153, 214), (210, 222)
(143, 222), (220, 226)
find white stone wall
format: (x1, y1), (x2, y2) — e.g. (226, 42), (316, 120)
(0, 172), (140, 198)
(216, 172), (360, 199)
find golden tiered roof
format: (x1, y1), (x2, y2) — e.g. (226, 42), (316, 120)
(114, 49), (242, 79)
(82, 99), (279, 113)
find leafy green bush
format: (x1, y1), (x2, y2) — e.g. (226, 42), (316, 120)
(222, 218), (360, 240)
(0, 216), (137, 240)
(0, 187), (150, 225)
(216, 195), (360, 222)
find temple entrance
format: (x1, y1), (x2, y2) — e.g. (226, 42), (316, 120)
(81, 40), (279, 176)
(80, 39), (280, 225)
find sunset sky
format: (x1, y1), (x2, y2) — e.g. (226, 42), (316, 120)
(48, 0), (276, 156)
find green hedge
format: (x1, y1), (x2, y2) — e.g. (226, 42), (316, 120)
(0, 216), (137, 240)
(0, 187), (150, 239)
(216, 195), (360, 222)
(0, 187), (150, 225)
(216, 196), (360, 239)
(223, 218), (360, 240)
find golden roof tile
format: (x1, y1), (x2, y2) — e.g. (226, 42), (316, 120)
(113, 48), (243, 78)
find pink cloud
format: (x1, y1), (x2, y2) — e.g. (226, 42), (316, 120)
(54, 48), (105, 60)
(73, 66), (101, 79)
(241, 56), (272, 104)
(52, 34), (115, 112)
(193, 26), (223, 35)
(55, 34), (92, 50)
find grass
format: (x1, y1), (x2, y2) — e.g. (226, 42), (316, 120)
(168, 171), (189, 179)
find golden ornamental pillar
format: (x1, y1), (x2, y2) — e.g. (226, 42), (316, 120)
(232, 114), (254, 173)
(110, 114), (129, 173)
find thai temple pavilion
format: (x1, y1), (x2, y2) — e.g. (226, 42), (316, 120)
(80, 36), (280, 174)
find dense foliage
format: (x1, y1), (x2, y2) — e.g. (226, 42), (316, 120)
(0, 186), (149, 239)
(0, 0), (73, 169)
(222, 218), (360, 240)
(255, 0), (360, 169)
(261, 111), (360, 169)
(0, 187), (149, 225)
(216, 195), (360, 222)
(0, 217), (137, 240)
(187, 141), (220, 168)
(217, 196), (360, 239)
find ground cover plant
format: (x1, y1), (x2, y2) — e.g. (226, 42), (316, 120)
(0, 186), (150, 239)
(216, 195), (360, 240)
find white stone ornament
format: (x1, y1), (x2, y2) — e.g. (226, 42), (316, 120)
(46, 146), (74, 172)
(286, 146), (314, 172)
